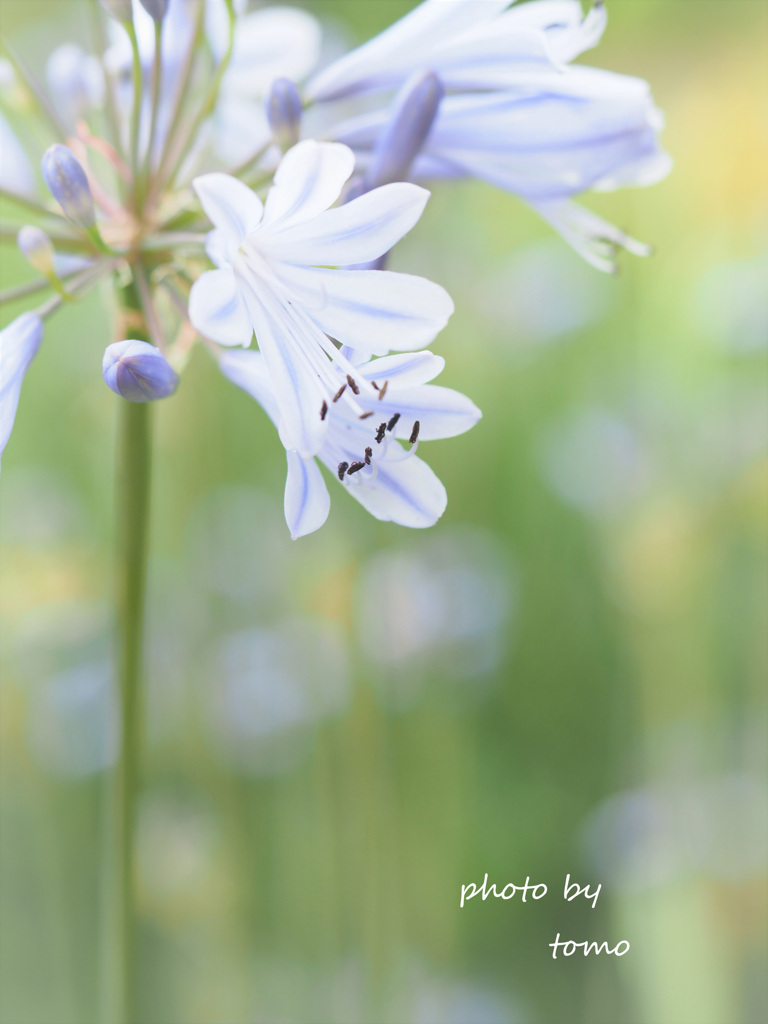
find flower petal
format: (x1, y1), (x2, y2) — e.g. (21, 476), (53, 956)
(0, 111), (34, 195)
(531, 198), (652, 273)
(341, 452), (447, 529)
(260, 182), (430, 267)
(307, 0), (511, 100)
(261, 140), (355, 230)
(188, 267), (254, 346)
(284, 449), (331, 539)
(377, 383), (482, 441)
(193, 173), (264, 260)
(276, 264), (454, 355)
(222, 6), (321, 96)
(358, 351), (445, 387)
(234, 259), (329, 456)
(218, 348), (281, 427)
(0, 313), (43, 458)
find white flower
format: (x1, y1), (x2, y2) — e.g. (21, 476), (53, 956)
(218, 347), (481, 538)
(188, 140), (454, 458)
(206, 1), (322, 166)
(0, 110), (34, 195)
(0, 313), (44, 465)
(310, 0), (672, 271)
(307, 0), (605, 101)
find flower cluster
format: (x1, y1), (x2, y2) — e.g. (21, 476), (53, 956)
(0, 0), (670, 537)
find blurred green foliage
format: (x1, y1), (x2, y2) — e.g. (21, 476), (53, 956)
(1, 2), (767, 1023)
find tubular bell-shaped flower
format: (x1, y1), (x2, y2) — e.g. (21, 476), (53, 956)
(0, 313), (44, 464)
(310, 0), (671, 272)
(219, 347), (481, 539)
(188, 140), (454, 458)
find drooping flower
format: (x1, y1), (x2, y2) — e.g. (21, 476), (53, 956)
(309, 0), (671, 271)
(0, 313), (44, 464)
(219, 347), (481, 538)
(188, 140), (454, 458)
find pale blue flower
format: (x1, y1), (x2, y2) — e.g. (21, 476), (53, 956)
(0, 110), (34, 195)
(103, 340), (179, 402)
(46, 44), (104, 129)
(219, 347), (481, 538)
(310, 0), (671, 271)
(188, 140), (454, 458)
(0, 313), (44, 462)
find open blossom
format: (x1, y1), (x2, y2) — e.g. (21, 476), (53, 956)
(219, 347), (481, 538)
(188, 140), (454, 458)
(0, 313), (43, 464)
(310, 0), (671, 271)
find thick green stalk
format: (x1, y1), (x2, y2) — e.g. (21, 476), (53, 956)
(107, 282), (153, 1024)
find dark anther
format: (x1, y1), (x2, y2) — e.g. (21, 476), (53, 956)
(378, 380), (389, 401)
(359, 411), (374, 420)
(320, 400), (328, 421)
(371, 381), (380, 391)
(337, 461), (349, 480)
(409, 420), (420, 445)
(346, 374), (360, 395)
(387, 412), (400, 432)
(375, 422), (387, 443)
(333, 383), (346, 402)
(347, 461), (365, 475)
(364, 447), (373, 465)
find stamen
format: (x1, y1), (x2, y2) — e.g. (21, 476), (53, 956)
(371, 381), (380, 391)
(409, 420), (420, 445)
(333, 383), (347, 402)
(347, 461), (365, 476)
(375, 422), (387, 443)
(320, 400), (328, 420)
(346, 374), (360, 395)
(364, 446), (373, 465)
(387, 413), (400, 432)
(359, 411), (374, 420)
(337, 461), (349, 480)
(378, 380), (389, 401)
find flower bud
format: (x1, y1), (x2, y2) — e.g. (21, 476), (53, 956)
(17, 226), (55, 277)
(98, 0), (134, 21)
(365, 70), (443, 190)
(41, 145), (95, 230)
(138, 0), (168, 21)
(103, 340), (179, 402)
(1, 312), (44, 459)
(266, 78), (303, 151)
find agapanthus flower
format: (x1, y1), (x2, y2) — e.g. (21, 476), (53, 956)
(188, 140), (454, 457)
(219, 347), (481, 538)
(0, 313), (44, 465)
(0, 0), (667, 537)
(308, 0), (672, 271)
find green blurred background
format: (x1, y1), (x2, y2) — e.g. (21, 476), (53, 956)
(1, 2), (767, 1022)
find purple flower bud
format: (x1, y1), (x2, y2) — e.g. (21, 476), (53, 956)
(1, 312), (44, 458)
(98, 0), (133, 21)
(266, 78), (303, 151)
(17, 226), (55, 277)
(365, 70), (443, 190)
(138, 0), (168, 21)
(42, 145), (95, 230)
(103, 340), (179, 402)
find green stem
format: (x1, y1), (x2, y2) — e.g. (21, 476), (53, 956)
(107, 283), (153, 1024)
(141, 21), (163, 204)
(125, 21), (144, 205)
(163, 0), (235, 189)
